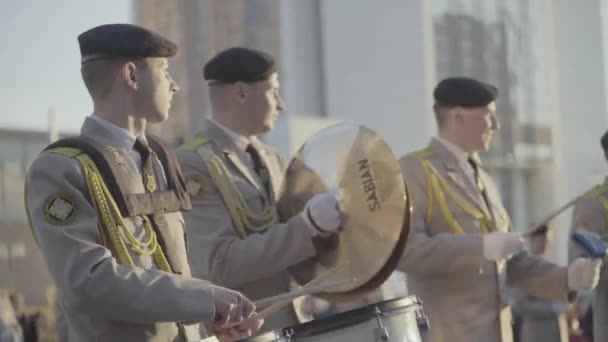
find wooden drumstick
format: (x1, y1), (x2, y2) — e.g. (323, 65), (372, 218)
(206, 265), (350, 340)
(256, 264), (349, 319)
(255, 279), (354, 313)
(523, 187), (598, 237)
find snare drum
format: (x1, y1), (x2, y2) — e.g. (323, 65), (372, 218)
(241, 295), (428, 342)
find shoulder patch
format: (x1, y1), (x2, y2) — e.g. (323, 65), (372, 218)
(185, 176), (205, 199)
(44, 194), (77, 225)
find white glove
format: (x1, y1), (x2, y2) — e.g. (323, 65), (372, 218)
(482, 232), (525, 261)
(301, 190), (343, 236)
(212, 315), (264, 341)
(568, 258), (602, 291)
(212, 285), (256, 326)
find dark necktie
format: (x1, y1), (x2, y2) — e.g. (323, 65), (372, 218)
(133, 137), (157, 193)
(246, 143), (271, 197)
(468, 157), (490, 209)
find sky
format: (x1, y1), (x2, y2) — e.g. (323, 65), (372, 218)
(1, 0), (131, 133)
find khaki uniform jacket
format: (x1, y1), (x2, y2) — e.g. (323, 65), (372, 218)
(398, 138), (569, 342)
(177, 120), (316, 332)
(25, 117), (219, 342)
(570, 177), (608, 342)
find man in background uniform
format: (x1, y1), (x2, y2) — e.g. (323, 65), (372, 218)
(25, 24), (261, 342)
(178, 47), (343, 332)
(398, 77), (601, 342)
(569, 129), (608, 341)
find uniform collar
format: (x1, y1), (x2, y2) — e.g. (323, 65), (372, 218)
(88, 114), (138, 150)
(209, 118), (260, 153)
(434, 135), (470, 164)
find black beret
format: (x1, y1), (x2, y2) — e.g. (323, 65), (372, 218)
(433, 77), (498, 108)
(78, 24), (177, 63)
(601, 130), (608, 152)
(203, 47), (276, 83)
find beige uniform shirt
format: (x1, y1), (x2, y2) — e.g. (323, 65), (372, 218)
(25, 117), (219, 342)
(398, 138), (570, 342)
(177, 119), (317, 333)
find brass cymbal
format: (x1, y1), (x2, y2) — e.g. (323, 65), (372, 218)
(278, 123), (410, 302)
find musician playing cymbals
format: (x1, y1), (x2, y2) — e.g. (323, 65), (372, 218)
(176, 47), (344, 335)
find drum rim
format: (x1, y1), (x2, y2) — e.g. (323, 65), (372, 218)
(242, 295), (422, 341)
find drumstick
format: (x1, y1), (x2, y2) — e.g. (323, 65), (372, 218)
(254, 265), (344, 307)
(257, 264), (348, 319)
(523, 187), (599, 237)
(254, 279), (355, 308)
(206, 265), (349, 341)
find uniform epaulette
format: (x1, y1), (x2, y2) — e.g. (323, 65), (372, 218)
(45, 147), (83, 158)
(407, 147), (437, 160)
(587, 184), (608, 198)
(179, 132), (210, 152)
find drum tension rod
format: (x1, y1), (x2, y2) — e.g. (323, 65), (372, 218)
(283, 327), (295, 342)
(373, 307), (391, 342)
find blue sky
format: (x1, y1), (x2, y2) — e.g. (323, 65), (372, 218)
(1, 0), (131, 133)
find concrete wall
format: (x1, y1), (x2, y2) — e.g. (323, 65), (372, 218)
(277, 0), (438, 158)
(548, 0), (608, 263)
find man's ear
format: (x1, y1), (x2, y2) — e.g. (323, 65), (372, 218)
(121, 62), (138, 90)
(453, 107), (465, 124)
(233, 81), (248, 102)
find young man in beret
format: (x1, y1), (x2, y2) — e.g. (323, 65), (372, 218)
(24, 24), (261, 342)
(568, 129), (608, 341)
(177, 47), (343, 333)
(397, 77), (601, 342)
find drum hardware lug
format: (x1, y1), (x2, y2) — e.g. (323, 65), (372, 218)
(373, 307), (390, 342)
(416, 307), (430, 332)
(283, 327), (295, 341)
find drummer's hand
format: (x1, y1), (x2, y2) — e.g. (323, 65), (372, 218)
(302, 189), (343, 236)
(212, 285), (256, 326)
(482, 232), (525, 261)
(212, 315), (264, 342)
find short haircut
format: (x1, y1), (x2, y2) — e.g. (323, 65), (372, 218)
(80, 58), (147, 100)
